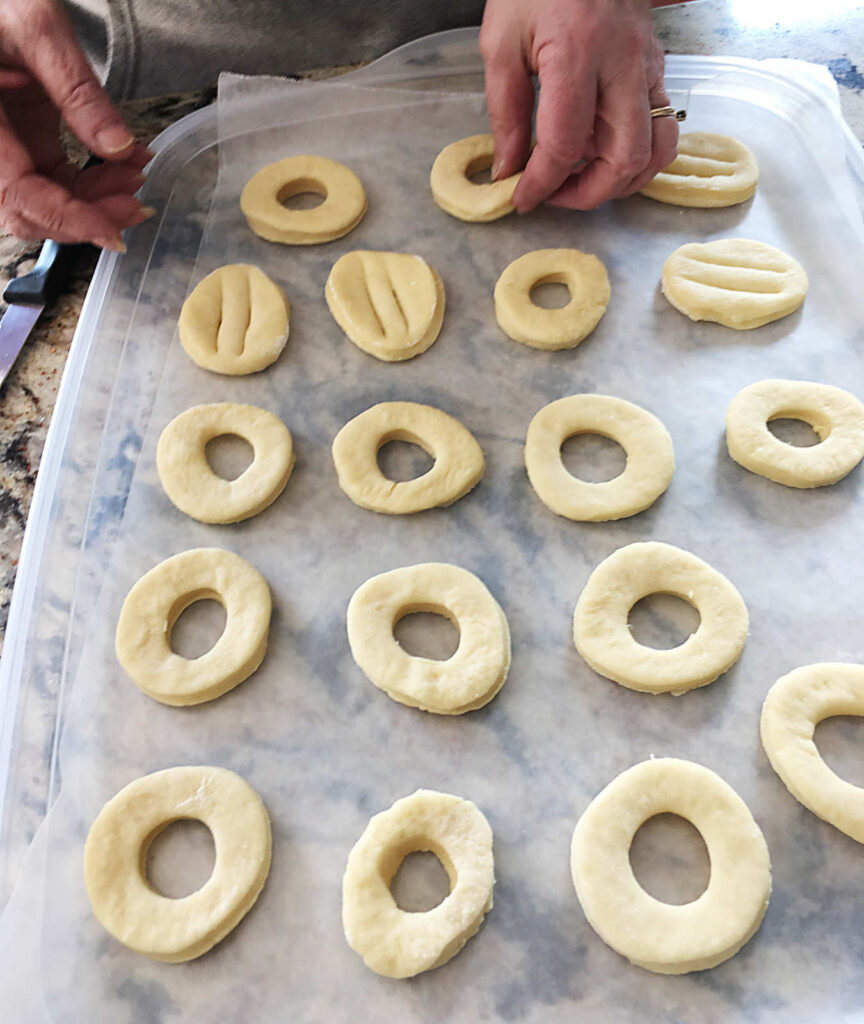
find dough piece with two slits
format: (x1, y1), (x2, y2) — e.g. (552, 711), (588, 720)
(179, 264), (290, 374)
(640, 132), (759, 208)
(326, 251), (445, 362)
(662, 239), (807, 330)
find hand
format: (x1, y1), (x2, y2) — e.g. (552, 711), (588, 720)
(479, 0), (679, 212)
(0, 0), (153, 250)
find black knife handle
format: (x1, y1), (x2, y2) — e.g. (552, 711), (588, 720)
(3, 240), (77, 306)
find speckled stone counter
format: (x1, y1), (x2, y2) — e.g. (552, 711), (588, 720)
(0, 0), (862, 644)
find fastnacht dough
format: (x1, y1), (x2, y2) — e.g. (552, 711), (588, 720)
(573, 541), (748, 694)
(115, 547), (271, 706)
(493, 249), (611, 350)
(726, 379), (864, 488)
(524, 394), (674, 521)
(325, 251), (445, 362)
(342, 789), (494, 978)
(347, 562), (511, 714)
(331, 401), (484, 514)
(84, 766), (272, 962)
(640, 132), (759, 207)
(178, 264), (290, 375)
(430, 134), (521, 222)
(761, 663), (864, 843)
(662, 238), (808, 330)
(157, 403), (294, 523)
(240, 154), (367, 244)
(571, 758), (771, 974)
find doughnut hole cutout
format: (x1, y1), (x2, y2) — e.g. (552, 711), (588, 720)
(530, 280), (571, 309)
(390, 851), (452, 912)
(278, 178), (326, 210)
(377, 439), (436, 482)
(627, 594), (701, 651)
(766, 417), (821, 447)
(393, 609), (461, 661)
(628, 813), (711, 905)
(169, 597), (227, 660)
(204, 433), (255, 481)
(145, 819), (217, 899)
(560, 433), (628, 484)
(815, 716), (864, 789)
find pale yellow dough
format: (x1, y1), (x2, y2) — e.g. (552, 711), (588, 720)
(726, 379), (864, 488)
(347, 563), (510, 714)
(640, 132), (759, 208)
(84, 766), (272, 963)
(573, 541), (748, 694)
(430, 134), (521, 222)
(761, 663), (864, 843)
(662, 238), (808, 330)
(571, 758), (771, 974)
(331, 401), (484, 514)
(178, 264), (290, 375)
(240, 154), (367, 244)
(494, 249), (610, 350)
(524, 394), (674, 521)
(342, 789), (494, 978)
(325, 251), (445, 362)
(115, 547), (271, 706)
(156, 403), (294, 523)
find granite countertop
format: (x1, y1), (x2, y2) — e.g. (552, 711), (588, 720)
(0, 0), (862, 645)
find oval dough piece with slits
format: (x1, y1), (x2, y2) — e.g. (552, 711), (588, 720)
(662, 239), (807, 330)
(179, 264), (290, 374)
(326, 251), (445, 362)
(640, 133), (758, 208)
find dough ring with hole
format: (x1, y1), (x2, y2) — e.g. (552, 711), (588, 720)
(430, 134), (521, 222)
(157, 403), (294, 523)
(342, 788), (494, 978)
(332, 401), (484, 514)
(662, 238), (808, 330)
(525, 394), (674, 520)
(726, 379), (864, 488)
(494, 249), (610, 350)
(84, 765), (271, 962)
(115, 548), (271, 706)
(178, 264), (290, 375)
(573, 541), (748, 694)
(347, 562), (510, 714)
(326, 251), (445, 362)
(761, 662), (864, 843)
(571, 757), (771, 974)
(240, 154), (367, 244)
(640, 132), (759, 208)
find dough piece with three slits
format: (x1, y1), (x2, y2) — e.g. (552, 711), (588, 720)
(640, 132), (758, 208)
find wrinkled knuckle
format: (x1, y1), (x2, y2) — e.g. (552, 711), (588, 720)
(478, 24), (503, 61)
(60, 75), (104, 116)
(616, 147), (651, 179)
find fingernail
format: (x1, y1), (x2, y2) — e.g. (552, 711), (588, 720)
(491, 160), (502, 181)
(97, 235), (127, 254)
(96, 125), (135, 155)
(131, 172), (147, 189)
(137, 206), (157, 220)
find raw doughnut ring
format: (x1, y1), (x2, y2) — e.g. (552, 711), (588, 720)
(84, 765), (272, 963)
(573, 541), (748, 694)
(494, 249), (611, 350)
(524, 394), (675, 521)
(726, 379), (864, 488)
(430, 134), (521, 223)
(157, 403), (294, 524)
(331, 401), (484, 514)
(640, 132), (759, 208)
(178, 264), (290, 376)
(342, 789), (494, 978)
(240, 155), (367, 244)
(347, 562), (511, 714)
(115, 548), (271, 706)
(761, 662), (864, 843)
(571, 757), (771, 974)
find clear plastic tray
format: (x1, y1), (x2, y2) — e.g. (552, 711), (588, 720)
(2, 28), (864, 1023)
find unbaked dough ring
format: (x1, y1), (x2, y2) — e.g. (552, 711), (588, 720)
(240, 154), (367, 244)
(640, 132), (759, 208)
(178, 264), (290, 375)
(84, 765), (271, 963)
(573, 541), (748, 694)
(761, 662), (864, 843)
(325, 251), (445, 362)
(157, 403), (294, 523)
(662, 239), (808, 330)
(524, 394), (675, 521)
(342, 789), (494, 978)
(115, 548), (271, 706)
(494, 249), (610, 350)
(725, 379), (864, 488)
(430, 134), (521, 222)
(347, 562), (511, 714)
(331, 401), (484, 514)
(571, 757), (771, 974)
